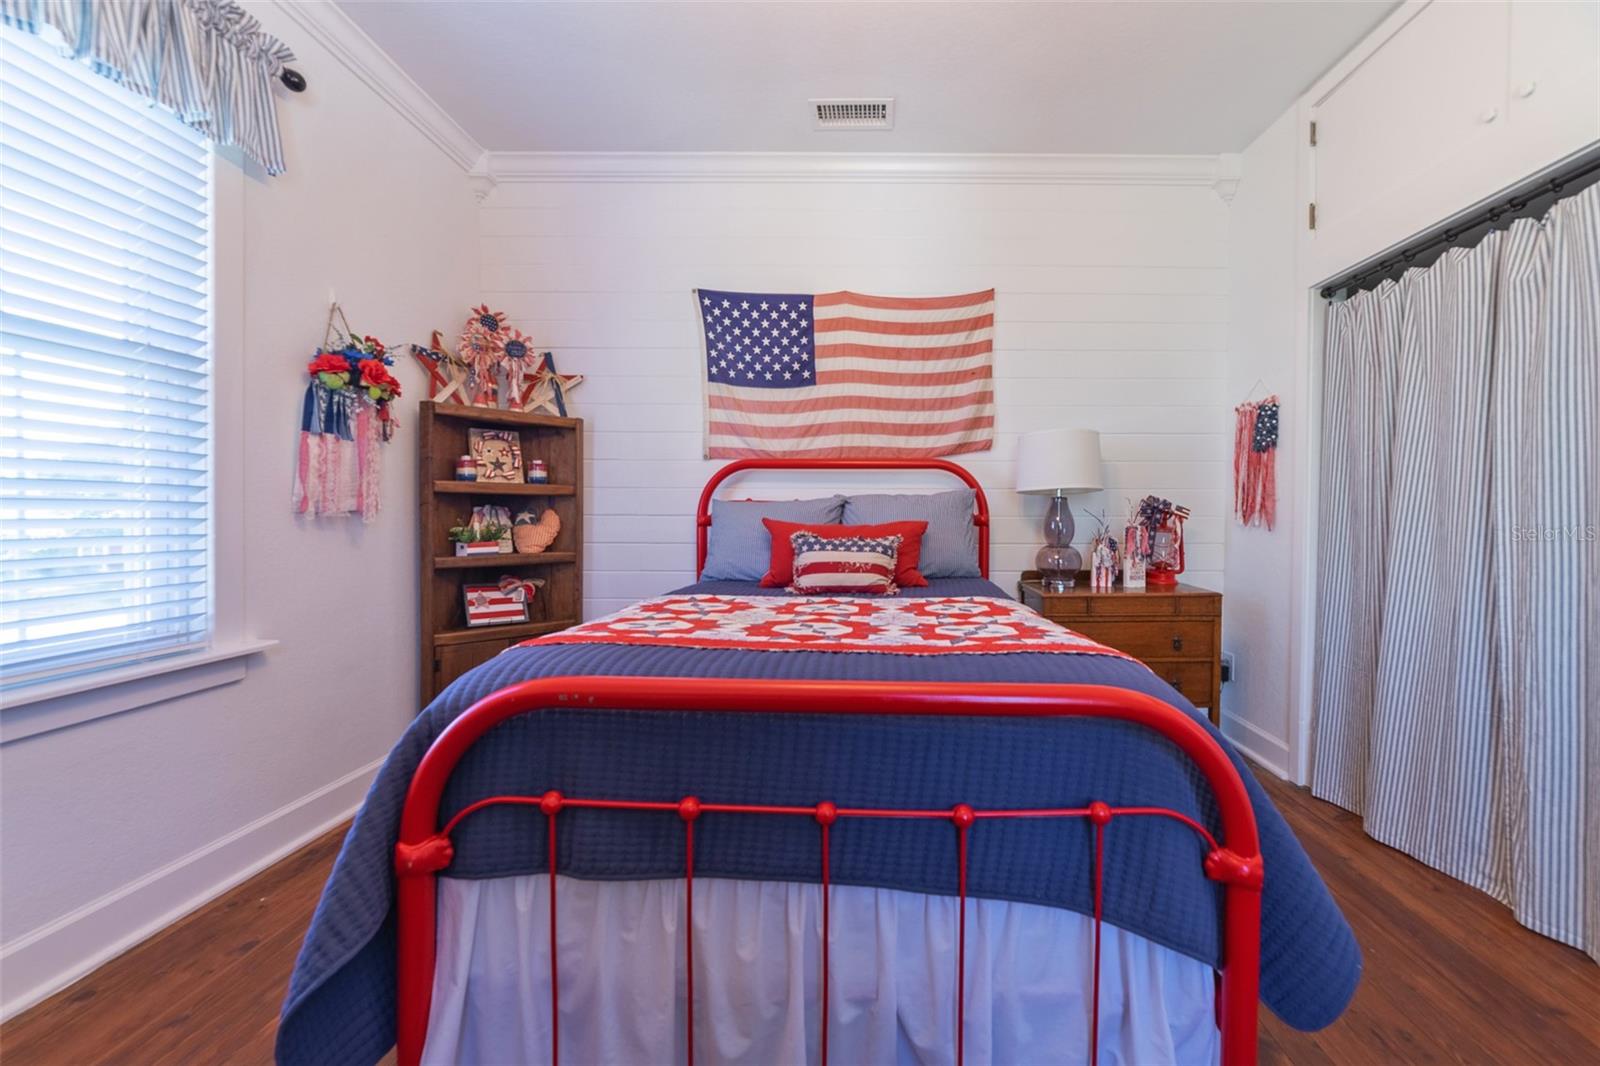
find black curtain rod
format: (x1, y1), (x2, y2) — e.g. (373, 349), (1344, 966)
(1320, 151), (1600, 299)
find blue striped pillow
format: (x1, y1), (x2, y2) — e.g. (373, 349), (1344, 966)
(702, 495), (846, 581)
(842, 489), (979, 578)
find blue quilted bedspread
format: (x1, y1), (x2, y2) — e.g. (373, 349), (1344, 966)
(276, 579), (1360, 1065)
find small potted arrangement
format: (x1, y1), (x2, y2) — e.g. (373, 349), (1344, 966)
(448, 521), (502, 557)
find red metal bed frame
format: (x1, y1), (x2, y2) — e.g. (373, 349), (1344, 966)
(394, 461), (1262, 1066)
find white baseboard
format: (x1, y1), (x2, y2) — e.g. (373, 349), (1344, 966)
(0, 757), (383, 1021)
(1219, 713), (1291, 780)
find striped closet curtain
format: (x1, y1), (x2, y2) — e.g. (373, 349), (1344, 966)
(1313, 183), (1598, 960)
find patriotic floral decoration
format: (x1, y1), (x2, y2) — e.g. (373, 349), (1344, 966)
(307, 352), (351, 389)
(358, 358), (403, 403)
(293, 304), (401, 524)
(410, 305), (582, 414)
(1132, 496), (1190, 557)
(458, 304), (513, 402)
(304, 330), (401, 426)
(499, 326), (537, 396)
(467, 304), (507, 341)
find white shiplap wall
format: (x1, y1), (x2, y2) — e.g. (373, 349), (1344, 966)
(478, 175), (1229, 617)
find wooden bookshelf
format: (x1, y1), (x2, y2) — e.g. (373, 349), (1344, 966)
(419, 401), (583, 702)
(430, 481), (576, 497)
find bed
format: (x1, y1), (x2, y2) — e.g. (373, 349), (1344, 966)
(276, 459), (1360, 1066)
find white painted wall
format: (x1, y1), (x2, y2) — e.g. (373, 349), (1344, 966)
(478, 174), (1232, 615)
(1219, 112), (1301, 777)
(0, 1), (479, 1017)
(1221, 0), (1600, 781)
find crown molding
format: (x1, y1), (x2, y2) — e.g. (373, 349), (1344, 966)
(1213, 153), (1243, 204)
(484, 151), (1233, 189)
(270, 0), (483, 172)
(466, 152), (497, 202)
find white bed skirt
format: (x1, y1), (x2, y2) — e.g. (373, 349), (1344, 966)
(424, 875), (1218, 1066)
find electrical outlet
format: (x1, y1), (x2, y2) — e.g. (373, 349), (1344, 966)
(1220, 651), (1236, 684)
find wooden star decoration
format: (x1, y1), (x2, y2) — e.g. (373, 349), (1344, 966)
(410, 330), (469, 403)
(518, 352), (583, 416)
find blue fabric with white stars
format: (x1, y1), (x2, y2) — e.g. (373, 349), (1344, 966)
(697, 289), (816, 388)
(791, 532), (899, 557)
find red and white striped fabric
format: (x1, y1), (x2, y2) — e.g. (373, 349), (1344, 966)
(696, 287), (995, 458)
(787, 532), (901, 595)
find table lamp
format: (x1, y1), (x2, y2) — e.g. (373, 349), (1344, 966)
(1015, 428), (1104, 591)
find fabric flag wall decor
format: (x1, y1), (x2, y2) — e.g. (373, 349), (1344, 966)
(1233, 395), (1279, 530)
(695, 288), (996, 458)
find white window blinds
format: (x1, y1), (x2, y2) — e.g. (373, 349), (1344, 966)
(1, 25), (213, 688)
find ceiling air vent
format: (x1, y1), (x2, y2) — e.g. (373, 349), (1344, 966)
(811, 98), (895, 131)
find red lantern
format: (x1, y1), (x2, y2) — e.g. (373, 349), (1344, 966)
(1146, 511), (1186, 586)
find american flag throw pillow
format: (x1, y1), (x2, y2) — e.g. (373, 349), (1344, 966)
(787, 532), (901, 595)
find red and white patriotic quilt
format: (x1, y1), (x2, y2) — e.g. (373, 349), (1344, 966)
(522, 595), (1135, 658)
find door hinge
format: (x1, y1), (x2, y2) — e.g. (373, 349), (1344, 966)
(1309, 120), (1318, 147)
(1308, 202), (1317, 230)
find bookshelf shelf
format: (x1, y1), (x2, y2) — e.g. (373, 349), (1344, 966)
(419, 401), (583, 701)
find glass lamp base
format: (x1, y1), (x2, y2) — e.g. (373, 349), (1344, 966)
(1036, 545), (1082, 591)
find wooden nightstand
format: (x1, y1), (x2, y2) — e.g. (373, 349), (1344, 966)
(1017, 570), (1222, 724)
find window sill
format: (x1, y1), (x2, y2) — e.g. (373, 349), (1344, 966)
(0, 639), (278, 744)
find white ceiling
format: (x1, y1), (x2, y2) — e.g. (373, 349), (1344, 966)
(336, 0), (1398, 155)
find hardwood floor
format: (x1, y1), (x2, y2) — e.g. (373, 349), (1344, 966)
(1, 829), (348, 1066)
(3, 774), (1596, 1065)
(1254, 775), (1600, 1065)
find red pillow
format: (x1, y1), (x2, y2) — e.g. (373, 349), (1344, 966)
(761, 518), (929, 588)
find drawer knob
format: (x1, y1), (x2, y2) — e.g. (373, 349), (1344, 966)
(1171, 636), (1184, 651)
(1167, 677), (1184, 691)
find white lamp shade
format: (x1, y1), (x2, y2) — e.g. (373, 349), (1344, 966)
(1015, 428), (1104, 495)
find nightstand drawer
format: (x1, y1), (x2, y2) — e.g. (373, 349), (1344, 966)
(1148, 661), (1214, 704)
(1068, 619), (1215, 660)
(1034, 596), (1184, 620)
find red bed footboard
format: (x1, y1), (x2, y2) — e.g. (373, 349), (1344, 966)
(394, 678), (1262, 1066)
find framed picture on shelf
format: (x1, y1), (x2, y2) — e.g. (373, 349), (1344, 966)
(468, 427), (523, 483)
(463, 583), (529, 627)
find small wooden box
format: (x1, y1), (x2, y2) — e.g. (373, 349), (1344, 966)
(1017, 570), (1222, 725)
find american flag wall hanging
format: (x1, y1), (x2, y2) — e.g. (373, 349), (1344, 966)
(1233, 395), (1279, 530)
(694, 288), (996, 458)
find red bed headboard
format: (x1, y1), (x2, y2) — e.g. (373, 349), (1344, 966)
(695, 458), (990, 579)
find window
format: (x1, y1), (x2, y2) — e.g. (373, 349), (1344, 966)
(1, 25), (214, 690)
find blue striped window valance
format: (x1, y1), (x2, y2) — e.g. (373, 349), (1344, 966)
(0, 0), (295, 174)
